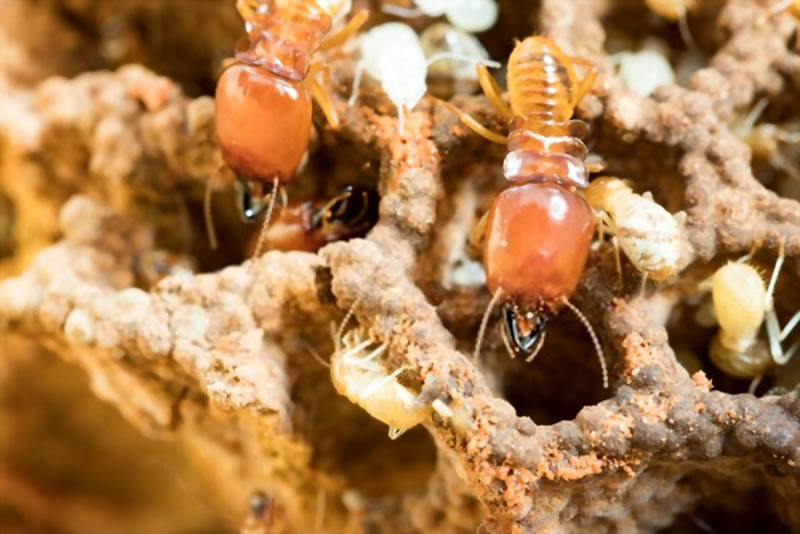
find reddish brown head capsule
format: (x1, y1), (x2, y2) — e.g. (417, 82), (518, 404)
(484, 182), (595, 355)
(215, 63), (312, 220)
(248, 185), (380, 254)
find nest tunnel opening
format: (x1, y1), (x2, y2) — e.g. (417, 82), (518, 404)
(289, 340), (438, 500)
(479, 309), (615, 426)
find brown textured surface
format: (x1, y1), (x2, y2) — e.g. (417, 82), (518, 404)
(1, 0), (800, 533)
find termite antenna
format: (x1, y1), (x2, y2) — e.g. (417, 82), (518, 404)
(204, 179), (218, 251)
(474, 287), (504, 362)
(336, 292), (365, 343)
(561, 297), (609, 388)
(250, 176), (281, 260)
(677, 13), (696, 50)
(303, 340), (331, 368)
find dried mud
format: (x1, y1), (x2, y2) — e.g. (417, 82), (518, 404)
(1, 1), (800, 533)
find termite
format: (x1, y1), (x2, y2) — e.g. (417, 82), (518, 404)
(611, 38), (676, 97)
(247, 185), (379, 254)
(382, 0), (499, 33)
(349, 22), (499, 132)
(734, 98), (800, 182)
(212, 0), (369, 256)
(420, 22), (491, 97)
(645, 0), (697, 48)
(584, 177), (684, 288)
(329, 325), (430, 439)
(706, 240), (800, 384)
(441, 36), (608, 387)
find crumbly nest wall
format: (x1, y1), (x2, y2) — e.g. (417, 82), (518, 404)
(1, 1), (799, 533)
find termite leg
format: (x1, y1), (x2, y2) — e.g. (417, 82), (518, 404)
(236, 0), (258, 20)
(611, 236), (623, 290)
(306, 64), (340, 128)
(476, 64), (512, 120)
(638, 272), (649, 297)
(437, 99), (507, 144)
(320, 9), (369, 51)
(348, 61), (365, 106)
(467, 210), (489, 258)
(763, 239), (797, 364)
(585, 159), (607, 174)
(566, 56), (598, 108)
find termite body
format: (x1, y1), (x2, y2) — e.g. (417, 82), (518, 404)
(445, 36), (608, 386)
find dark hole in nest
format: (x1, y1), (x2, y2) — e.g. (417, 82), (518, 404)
(662, 487), (792, 534)
(486, 311), (613, 425)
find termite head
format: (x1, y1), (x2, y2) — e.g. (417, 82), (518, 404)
(582, 176), (631, 208)
(236, 179), (272, 222)
(502, 302), (550, 359)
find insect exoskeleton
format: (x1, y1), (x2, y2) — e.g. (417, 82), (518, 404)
(349, 22), (499, 132)
(420, 22), (490, 97)
(612, 38), (675, 97)
(706, 240), (800, 381)
(584, 177), (684, 285)
(383, 0), (499, 33)
(212, 0), (369, 255)
(440, 35), (608, 386)
(330, 325), (431, 439)
(733, 99), (800, 183)
(247, 185), (380, 254)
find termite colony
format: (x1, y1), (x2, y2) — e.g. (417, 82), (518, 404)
(8, 1), (800, 532)
(207, 0), (800, 441)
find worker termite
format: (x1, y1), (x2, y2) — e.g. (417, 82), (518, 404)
(213, 0), (369, 255)
(733, 99), (800, 182)
(349, 22), (499, 132)
(584, 177), (684, 287)
(705, 240), (800, 383)
(440, 36), (608, 387)
(645, 0), (697, 48)
(330, 325), (430, 439)
(611, 38), (676, 97)
(247, 185), (379, 254)
(421, 22), (491, 98)
(382, 0), (499, 33)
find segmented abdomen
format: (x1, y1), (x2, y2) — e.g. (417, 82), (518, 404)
(507, 37), (576, 123)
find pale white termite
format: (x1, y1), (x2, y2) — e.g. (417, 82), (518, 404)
(584, 177), (684, 286)
(733, 98), (800, 182)
(330, 325), (431, 439)
(420, 22), (490, 86)
(349, 22), (499, 133)
(612, 38), (675, 97)
(707, 240), (800, 382)
(383, 0), (499, 33)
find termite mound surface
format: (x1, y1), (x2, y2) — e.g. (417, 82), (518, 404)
(2, 1), (800, 533)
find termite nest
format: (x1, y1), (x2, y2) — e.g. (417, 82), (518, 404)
(1, 1), (800, 533)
